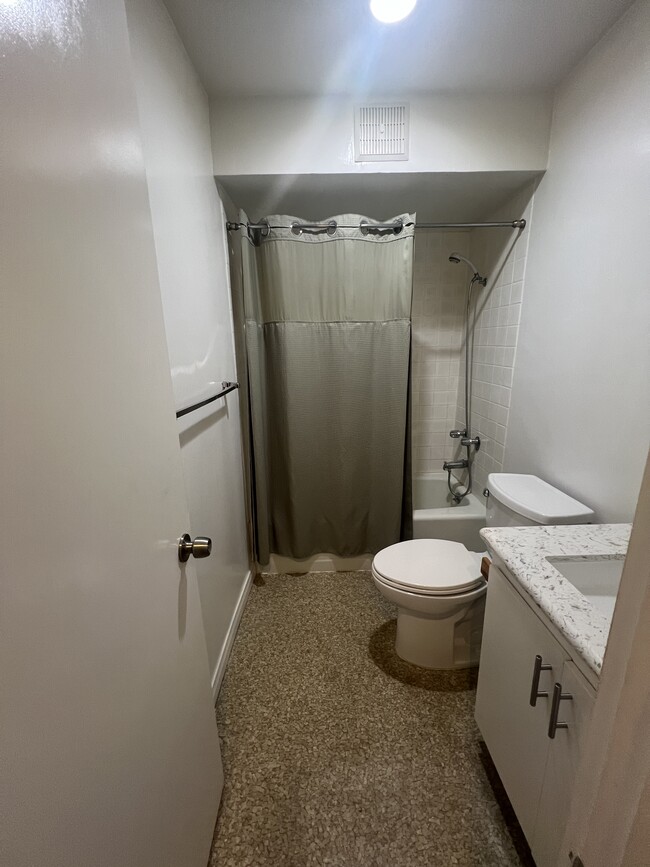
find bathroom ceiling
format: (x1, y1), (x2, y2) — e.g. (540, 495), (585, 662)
(162, 0), (634, 97)
(217, 171), (541, 223)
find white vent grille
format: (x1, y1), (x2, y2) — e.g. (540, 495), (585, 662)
(355, 104), (409, 162)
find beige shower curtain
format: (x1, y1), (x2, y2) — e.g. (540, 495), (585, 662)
(241, 212), (415, 564)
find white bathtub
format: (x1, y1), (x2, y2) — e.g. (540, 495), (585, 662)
(413, 472), (486, 552)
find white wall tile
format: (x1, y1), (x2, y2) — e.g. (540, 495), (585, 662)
(411, 192), (534, 486)
(411, 232), (469, 474)
(451, 184), (535, 494)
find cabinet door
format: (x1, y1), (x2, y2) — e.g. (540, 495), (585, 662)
(475, 567), (570, 840)
(531, 661), (596, 867)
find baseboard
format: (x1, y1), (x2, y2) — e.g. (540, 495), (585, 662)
(265, 552), (373, 574)
(210, 569), (254, 703)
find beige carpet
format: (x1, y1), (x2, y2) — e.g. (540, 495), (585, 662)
(210, 571), (532, 867)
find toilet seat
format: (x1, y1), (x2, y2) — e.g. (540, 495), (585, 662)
(373, 570), (483, 597)
(372, 539), (483, 596)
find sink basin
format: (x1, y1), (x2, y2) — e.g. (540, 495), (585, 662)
(547, 557), (624, 621)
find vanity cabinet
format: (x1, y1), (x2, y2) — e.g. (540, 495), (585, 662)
(531, 660), (595, 867)
(475, 566), (595, 867)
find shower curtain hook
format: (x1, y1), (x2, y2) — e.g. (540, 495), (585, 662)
(290, 220), (337, 236)
(359, 218), (404, 236)
(248, 219), (270, 247)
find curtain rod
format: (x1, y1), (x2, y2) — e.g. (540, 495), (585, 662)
(226, 219), (526, 233)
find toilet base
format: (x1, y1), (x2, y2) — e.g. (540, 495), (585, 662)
(394, 601), (485, 670)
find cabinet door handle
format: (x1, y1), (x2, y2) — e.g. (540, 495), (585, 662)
(548, 682), (573, 738)
(529, 654), (553, 706)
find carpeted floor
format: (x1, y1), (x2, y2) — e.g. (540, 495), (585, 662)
(210, 571), (533, 867)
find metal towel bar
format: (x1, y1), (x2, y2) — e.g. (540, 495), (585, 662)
(175, 381), (239, 419)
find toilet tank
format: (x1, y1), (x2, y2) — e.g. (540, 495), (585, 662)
(486, 473), (595, 528)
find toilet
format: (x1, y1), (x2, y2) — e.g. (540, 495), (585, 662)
(372, 473), (595, 670)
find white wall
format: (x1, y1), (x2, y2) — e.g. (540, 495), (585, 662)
(125, 0), (250, 694)
(506, 0), (650, 522)
(211, 94), (552, 176)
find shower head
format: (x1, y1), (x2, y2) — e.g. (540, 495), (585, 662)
(449, 252), (487, 286)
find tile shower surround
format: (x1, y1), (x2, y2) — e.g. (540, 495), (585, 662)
(411, 190), (532, 492)
(455, 194), (533, 494)
(411, 231), (470, 474)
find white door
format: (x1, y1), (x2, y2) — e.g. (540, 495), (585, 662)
(0, 2), (222, 866)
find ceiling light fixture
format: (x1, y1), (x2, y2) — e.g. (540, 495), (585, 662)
(370, 0), (417, 24)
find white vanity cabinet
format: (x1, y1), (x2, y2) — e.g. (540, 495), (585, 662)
(531, 660), (595, 867)
(475, 566), (596, 867)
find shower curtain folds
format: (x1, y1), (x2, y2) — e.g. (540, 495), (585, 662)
(241, 212), (415, 565)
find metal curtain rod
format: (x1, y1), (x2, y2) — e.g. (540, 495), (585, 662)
(414, 220), (525, 229)
(226, 219), (526, 232)
(176, 381), (239, 419)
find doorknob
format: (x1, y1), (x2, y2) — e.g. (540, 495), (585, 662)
(178, 533), (212, 563)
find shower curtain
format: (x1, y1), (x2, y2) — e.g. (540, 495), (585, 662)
(241, 212), (415, 564)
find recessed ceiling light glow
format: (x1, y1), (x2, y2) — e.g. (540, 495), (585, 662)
(370, 0), (417, 24)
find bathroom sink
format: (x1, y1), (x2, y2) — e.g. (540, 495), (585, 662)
(547, 557), (624, 621)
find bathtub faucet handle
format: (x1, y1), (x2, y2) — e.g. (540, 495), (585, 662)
(460, 436), (481, 452)
(449, 429), (467, 439)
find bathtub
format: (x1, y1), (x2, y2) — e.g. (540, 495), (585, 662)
(413, 472), (486, 552)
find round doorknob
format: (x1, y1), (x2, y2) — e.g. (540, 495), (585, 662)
(178, 533), (212, 563)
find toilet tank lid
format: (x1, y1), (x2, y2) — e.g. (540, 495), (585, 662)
(487, 473), (595, 524)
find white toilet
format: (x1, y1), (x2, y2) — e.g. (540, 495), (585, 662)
(372, 473), (595, 670)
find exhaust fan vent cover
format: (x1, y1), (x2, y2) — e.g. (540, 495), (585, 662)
(355, 103), (409, 162)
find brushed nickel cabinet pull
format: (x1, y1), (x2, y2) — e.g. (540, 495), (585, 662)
(529, 654), (553, 706)
(548, 682), (573, 738)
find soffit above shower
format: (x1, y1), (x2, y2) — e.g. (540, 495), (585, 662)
(216, 171), (542, 224)
(162, 0), (634, 98)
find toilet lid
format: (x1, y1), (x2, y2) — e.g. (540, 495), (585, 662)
(372, 539), (483, 594)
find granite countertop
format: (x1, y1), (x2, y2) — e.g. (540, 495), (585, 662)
(480, 523), (631, 676)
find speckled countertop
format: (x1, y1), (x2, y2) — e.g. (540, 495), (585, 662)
(480, 524), (631, 677)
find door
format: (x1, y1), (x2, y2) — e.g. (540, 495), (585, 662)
(532, 661), (596, 867)
(475, 566), (569, 839)
(0, 2), (222, 866)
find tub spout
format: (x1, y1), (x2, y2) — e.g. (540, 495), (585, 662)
(443, 459), (469, 471)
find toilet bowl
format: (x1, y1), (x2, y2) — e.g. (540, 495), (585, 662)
(373, 473), (595, 670)
(372, 539), (487, 669)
